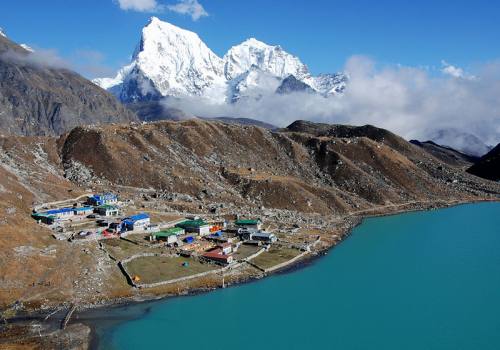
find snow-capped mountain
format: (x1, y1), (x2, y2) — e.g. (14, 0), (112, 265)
(306, 73), (348, 95)
(223, 38), (310, 81)
(94, 17), (226, 103)
(94, 17), (347, 103)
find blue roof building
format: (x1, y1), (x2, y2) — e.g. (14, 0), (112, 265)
(44, 207), (74, 217)
(73, 206), (94, 215)
(128, 213), (150, 221)
(87, 193), (118, 206)
(33, 207), (75, 223)
(122, 213), (150, 231)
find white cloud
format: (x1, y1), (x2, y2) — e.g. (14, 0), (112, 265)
(167, 0), (208, 20)
(440, 60), (476, 80)
(114, 0), (208, 20)
(1, 47), (71, 69)
(1, 46), (116, 79)
(164, 56), (500, 153)
(115, 0), (162, 12)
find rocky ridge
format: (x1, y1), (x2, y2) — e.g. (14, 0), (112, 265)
(0, 33), (138, 136)
(467, 143), (500, 181)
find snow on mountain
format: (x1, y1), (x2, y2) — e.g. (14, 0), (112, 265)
(94, 18), (347, 103)
(306, 73), (348, 95)
(19, 44), (34, 52)
(223, 38), (310, 81)
(229, 65), (281, 102)
(0, 28), (6, 38)
(95, 17), (225, 102)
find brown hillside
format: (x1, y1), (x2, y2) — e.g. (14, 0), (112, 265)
(0, 119), (498, 310)
(60, 119), (498, 211)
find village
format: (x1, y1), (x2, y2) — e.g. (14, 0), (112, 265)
(31, 192), (322, 289)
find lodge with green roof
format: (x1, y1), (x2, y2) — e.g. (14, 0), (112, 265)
(150, 227), (185, 244)
(32, 213), (57, 225)
(235, 218), (262, 230)
(175, 219), (210, 236)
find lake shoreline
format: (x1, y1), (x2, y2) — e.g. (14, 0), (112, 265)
(75, 198), (500, 350)
(2, 198), (498, 349)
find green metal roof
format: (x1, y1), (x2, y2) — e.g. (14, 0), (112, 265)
(176, 220), (209, 229)
(32, 213), (55, 218)
(155, 227), (184, 236)
(154, 232), (176, 238)
(235, 219), (261, 225)
(32, 213), (56, 222)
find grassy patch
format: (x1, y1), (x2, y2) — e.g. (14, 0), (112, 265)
(232, 244), (261, 260)
(124, 256), (218, 284)
(102, 238), (149, 261)
(251, 247), (302, 270)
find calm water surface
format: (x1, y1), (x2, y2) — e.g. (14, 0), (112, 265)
(90, 202), (500, 350)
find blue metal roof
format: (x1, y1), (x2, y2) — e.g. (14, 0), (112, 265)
(127, 213), (150, 222)
(90, 193), (117, 201)
(44, 207), (74, 215)
(74, 206), (93, 212)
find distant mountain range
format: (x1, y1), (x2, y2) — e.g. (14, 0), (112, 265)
(93, 17), (347, 104)
(426, 128), (493, 158)
(0, 20), (495, 159)
(410, 140), (479, 167)
(93, 18), (496, 158)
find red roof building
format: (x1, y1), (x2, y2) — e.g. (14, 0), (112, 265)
(202, 249), (234, 264)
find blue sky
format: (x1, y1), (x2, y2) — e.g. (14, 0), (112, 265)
(0, 0), (499, 78)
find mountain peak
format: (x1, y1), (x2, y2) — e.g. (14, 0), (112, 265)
(240, 37), (272, 48)
(223, 37), (309, 81)
(94, 20), (346, 104)
(0, 27), (6, 38)
(101, 17), (225, 102)
(148, 16), (161, 24)
(141, 16), (201, 44)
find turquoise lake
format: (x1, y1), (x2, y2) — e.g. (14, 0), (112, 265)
(88, 202), (500, 350)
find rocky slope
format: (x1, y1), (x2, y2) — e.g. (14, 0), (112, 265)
(409, 140), (479, 168)
(0, 34), (137, 136)
(276, 75), (315, 95)
(59, 119), (499, 213)
(0, 119), (498, 313)
(467, 143), (500, 181)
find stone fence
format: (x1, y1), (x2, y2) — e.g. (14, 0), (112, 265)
(119, 253), (241, 289)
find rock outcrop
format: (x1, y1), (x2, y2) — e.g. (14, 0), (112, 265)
(467, 143), (500, 181)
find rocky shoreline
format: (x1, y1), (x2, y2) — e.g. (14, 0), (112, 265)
(2, 198), (496, 350)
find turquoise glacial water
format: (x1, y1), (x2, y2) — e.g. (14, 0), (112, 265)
(91, 202), (500, 350)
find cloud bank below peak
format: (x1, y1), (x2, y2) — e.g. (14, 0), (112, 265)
(165, 55), (500, 152)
